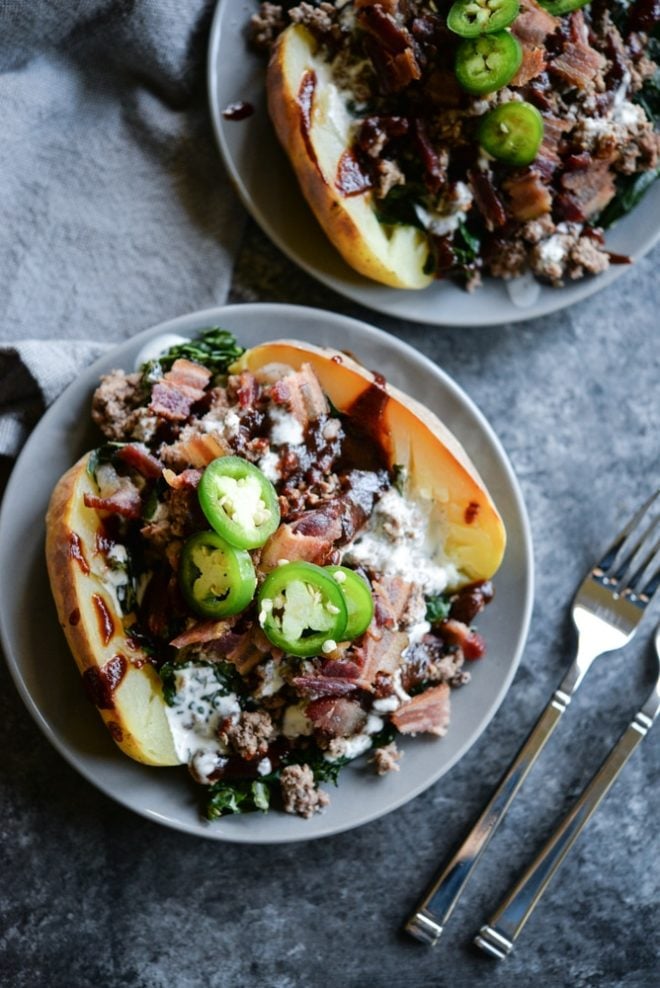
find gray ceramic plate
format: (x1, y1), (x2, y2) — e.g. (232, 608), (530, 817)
(208, 0), (660, 327)
(0, 303), (533, 842)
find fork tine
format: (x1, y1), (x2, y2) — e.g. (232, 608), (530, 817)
(614, 521), (660, 589)
(634, 548), (660, 604)
(596, 489), (660, 581)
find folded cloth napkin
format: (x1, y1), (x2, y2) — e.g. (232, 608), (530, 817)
(0, 339), (112, 457)
(0, 0), (244, 348)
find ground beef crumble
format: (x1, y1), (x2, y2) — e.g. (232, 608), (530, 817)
(373, 742), (402, 775)
(220, 711), (275, 760)
(280, 763), (330, 817)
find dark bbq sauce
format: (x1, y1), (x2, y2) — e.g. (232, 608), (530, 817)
(68, 531), (90, 574)
(222, 100), (254, 121)
(336, 149), (372, 196)
(82, 654), (127, 709)
(337, 383), (391, 474)
(465, 500), (481, 524)
(298, 70), (324, 178)
(69, 608), (81, 626)
(107, 721), (124, 742)
(92, 593), (116, 645)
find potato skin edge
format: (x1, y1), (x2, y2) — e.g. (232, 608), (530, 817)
(266, 27), (433, 290)
(45, 456), (179, 767)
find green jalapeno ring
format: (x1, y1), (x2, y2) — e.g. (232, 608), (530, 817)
(258, 561), (348, 658)
(198, 455), (280, 550)
(455, 31), (522, 95)
(538, 0), (589, 15)
(179, 531), (257, 619)
(326, 566), (375, 640)
(478, 100), (544, 166)
(448, 0), (520, 39)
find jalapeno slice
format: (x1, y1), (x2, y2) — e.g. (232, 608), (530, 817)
(455, 31), (522, 95)
(448, 0), (520, 38)
(538, 0), (589, 15)
(180, 531), (257, 619)
(478, 100), (544, 166)
(258, 562), (348, 658)
(198, 456), (280, 550)
(326, 566), (374, 639)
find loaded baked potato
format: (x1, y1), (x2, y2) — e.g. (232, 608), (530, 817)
(45, 329), (505, 817)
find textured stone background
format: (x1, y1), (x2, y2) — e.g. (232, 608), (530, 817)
(1, 222), (659, 988)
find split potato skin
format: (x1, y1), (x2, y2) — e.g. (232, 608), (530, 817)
(234, 340), (506, 583)
(45, 456), (179, 767)
(267, 24), (433, 290)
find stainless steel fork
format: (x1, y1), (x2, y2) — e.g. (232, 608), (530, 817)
(475, 622), (660, 959)
(406, 489), (660, 946)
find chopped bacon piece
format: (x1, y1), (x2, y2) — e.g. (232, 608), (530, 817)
(167, 358), (212, 391)
(321, 659), (362, 679)
(513, 0), (559, 46)
(439, 618), (487, 660)
(226, 629), (269, 675)
(358, 4), (421, 93)
(259, 521), (335, 570)
(356, 628), (409, 689)
(372, 576), (416, 627)
(413, 120), (446, 194)
(150, 381), (197, 421)
(560, 161), (616, 217)
(162, 467), (203, 490)
(149, 358), (211, 422)
(170, 618), (236, 649)
(306, 697), (367, 737)
(161, 430), (229, 469)
(512, 45), (546, 87)
(503, 169), (552, 221)
(550, 34), (605, 90)
(292, 676), (359, 697)
(260, 495), (368, 570)
(391, 683), (451, 736)
(469, 169), (507, 231)
(84, 483), (142, 519)
(116, 443), (163, 479)
(269, 363), (328, 425)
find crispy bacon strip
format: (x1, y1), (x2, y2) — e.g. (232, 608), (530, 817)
(84, 484), (142, 519)
(162, 467), (203, 490)
(560, 161), (616, 217)
(170, 618), (236, 649)
(269, 363), (328, 425)
(116, 443), (163, 479)
(306, 697), (367, 737)
(512, 45), (546, 87)
(513, 0), (559, 46)
(469, 169), (507, 231)
(149, 358), (211, 422)
(391, 683), (451, 736)
(292, 676), (359, 697)
(551, 43), (604, 89)
(503, 170), (552, 221)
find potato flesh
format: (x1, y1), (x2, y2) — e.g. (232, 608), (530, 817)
(269, 25), (433, 290)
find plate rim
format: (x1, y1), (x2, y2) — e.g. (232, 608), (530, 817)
(0, 302), (534, 843)
(207, 0), (660, 328)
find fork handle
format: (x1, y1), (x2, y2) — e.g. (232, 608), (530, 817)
(405, 684), (572, 945)
(475, 702), (658, 959)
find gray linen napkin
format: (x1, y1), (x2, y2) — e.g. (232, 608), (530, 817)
(0, 339), (111, 456)
(0, 0), (246, 455)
